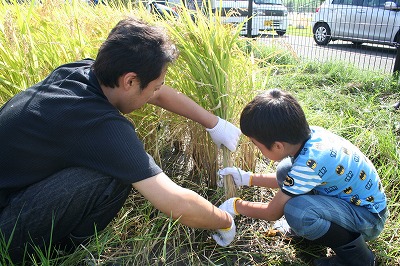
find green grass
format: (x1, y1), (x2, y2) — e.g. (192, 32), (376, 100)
(0, 1), (399, 265)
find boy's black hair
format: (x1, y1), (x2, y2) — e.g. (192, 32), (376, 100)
(92, 17), (178, 89)
(240, 89), (311, 149)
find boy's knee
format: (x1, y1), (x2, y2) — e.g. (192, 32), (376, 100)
(283, 196), (326, 240)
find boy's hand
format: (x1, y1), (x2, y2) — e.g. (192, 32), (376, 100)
(218, 167), (253, 187)
(219, 197), (241, 217)
(206, 117), (241, 152)
(212, 212), (236, 246)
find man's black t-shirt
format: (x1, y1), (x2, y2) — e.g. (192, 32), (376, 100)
(0, 59), (162, 199)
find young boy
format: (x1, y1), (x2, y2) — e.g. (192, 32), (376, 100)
(218, 89), (388, 266)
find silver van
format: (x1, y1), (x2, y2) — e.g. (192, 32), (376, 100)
(312, 0), (400, 46)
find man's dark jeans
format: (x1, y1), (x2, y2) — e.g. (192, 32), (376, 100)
(0, 167), (132, 261)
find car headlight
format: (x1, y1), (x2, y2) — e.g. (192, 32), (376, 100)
(252, 7), (260, 15)
(255, 8), (265, 15)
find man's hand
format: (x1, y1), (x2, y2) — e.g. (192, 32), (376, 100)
(206, 117), (241, 152)
(212, 212), (236, 247)
(218, 167), (253, 187)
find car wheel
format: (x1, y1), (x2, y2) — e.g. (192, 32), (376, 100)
(276, 30), (286, 36)
(313, 23), (331, 45)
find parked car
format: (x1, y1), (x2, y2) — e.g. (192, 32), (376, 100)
(311, 0), (400, 46)
(147, 1), (179, 18)
(210, 0), (288, 37)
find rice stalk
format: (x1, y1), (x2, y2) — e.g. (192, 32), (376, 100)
(158, 1), (259, 197)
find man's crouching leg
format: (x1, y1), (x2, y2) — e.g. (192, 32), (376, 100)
(0, 167), (132, 262)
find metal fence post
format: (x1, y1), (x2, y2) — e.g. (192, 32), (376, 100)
(247, 0), (253, 38)
(393, 44), (400, 110)
(393, 44), (400, 74)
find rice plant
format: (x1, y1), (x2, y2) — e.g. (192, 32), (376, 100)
(156, 1), (265, 197)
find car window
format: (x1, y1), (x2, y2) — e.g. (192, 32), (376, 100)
(362, 0), (386, 7)
(254, 0), (284, 4)
(332, 0), (363, 6)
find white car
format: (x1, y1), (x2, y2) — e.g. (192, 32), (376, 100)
(311, 0), (400, 46)
(210, 0), (288, 37)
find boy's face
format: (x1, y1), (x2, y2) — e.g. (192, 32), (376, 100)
(250, 138), (287, 161)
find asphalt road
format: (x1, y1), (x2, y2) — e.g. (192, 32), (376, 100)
(258, 34), (397, 73)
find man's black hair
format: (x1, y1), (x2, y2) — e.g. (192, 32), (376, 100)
(93, 17), (178, 89)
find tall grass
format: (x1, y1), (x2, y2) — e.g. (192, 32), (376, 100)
(0, 0), (134, 103)
(154, 1), (261, 197)
(0, 0), (399, 265)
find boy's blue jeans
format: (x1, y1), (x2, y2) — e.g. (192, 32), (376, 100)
(0, 167), (132, 260)
(276, 157), (388, 241)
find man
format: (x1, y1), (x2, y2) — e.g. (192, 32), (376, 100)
(0, 17), (240, 261)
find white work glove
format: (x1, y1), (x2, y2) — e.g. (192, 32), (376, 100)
(206, 116), (241, 152)
(218, 167), (253, 187)
(212, 212), (236, 247)
(218, 197), (241, 217)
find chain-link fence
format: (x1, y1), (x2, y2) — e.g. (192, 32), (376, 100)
(284, 0), (398, 73)
(152, 0), (399, 73)
(202, 0), (399, 73)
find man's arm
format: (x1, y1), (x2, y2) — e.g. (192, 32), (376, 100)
(148, 85), (241, 152)
(235, 190), (292, 221)
(147, 85), (218, 129)
(132, 172), (232, 229)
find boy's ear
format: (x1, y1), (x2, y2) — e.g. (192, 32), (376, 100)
(273, 141), (285, 151)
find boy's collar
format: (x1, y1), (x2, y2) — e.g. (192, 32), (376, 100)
(292, 133), (311, 159)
